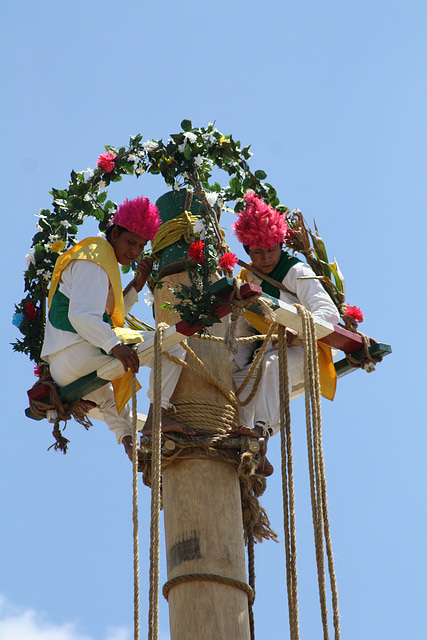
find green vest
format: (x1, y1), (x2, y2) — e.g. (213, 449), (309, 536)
(49, 288), (113, 333)
(260, 251), (301, 297)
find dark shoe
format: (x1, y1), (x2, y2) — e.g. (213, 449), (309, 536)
(256, 455), (274, 477)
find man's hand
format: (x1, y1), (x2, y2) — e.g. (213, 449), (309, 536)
(133, 256), (154, 292)
(272, 328), (300, 349)
(111, 343), (140, 373)
(122, 435), (141, 463)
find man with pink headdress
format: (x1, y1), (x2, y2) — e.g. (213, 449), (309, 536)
(231, 192), (340, 475)
(41, 196), (190, 461)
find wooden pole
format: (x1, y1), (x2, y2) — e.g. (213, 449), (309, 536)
(154, 273), (251, 640)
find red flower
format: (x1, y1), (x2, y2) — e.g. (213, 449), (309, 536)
(344, 304), (364, 323)
(188, 240), (205, 264)
(97, 152), (116, 173)
(24, 300), (38, 320)
(34, 365), (40, 377)
(218, 252), (238, 271)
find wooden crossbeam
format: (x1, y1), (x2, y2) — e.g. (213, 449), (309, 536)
(25, 278), (391, 421)
(25, 278), (258, 420)
(247, 292), (391, 375)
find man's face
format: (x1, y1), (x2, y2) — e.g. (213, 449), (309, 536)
(248, 244), (282, 274)
(109, 227), (148, 265)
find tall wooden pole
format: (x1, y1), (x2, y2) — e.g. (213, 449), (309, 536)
(154, 273), (251, 640)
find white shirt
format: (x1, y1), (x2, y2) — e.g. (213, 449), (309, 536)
(233, 260), (340, 369)
(41, 260), (138, 361)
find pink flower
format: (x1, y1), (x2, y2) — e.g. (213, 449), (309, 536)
(97, 152), (116, 173)
(188, 240), (205, 264)
(232, 191), (289, 249)
(218, 252), (238, 271)
(344, 304), (364, 323)
(24, 301), (38, 320)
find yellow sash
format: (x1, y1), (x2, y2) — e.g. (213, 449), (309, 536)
(48, 237), (141, 412)
(239, 268), (336, 401)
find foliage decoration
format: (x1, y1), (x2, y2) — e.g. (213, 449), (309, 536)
(283, 209), (363, 330)
(13, 120), (282, 363)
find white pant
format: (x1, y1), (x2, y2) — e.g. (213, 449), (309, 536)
(232, 345), (305, 436)
(49, 337), (185, 444)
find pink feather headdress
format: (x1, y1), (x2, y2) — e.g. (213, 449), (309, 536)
(232, 191), (289, 249)
(112, 196), (161, 241)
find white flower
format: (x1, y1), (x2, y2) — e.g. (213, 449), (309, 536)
(98, 180), (106, 190)
(178, 143), (186, 153)
(205, 192), (218, 207)
(194, 154), (203, 167)
(173, 181), (181, 191)
(84, 167), (94, 178)
(128, 153), (137, 161)
(182, 171), (189, 180)
(143, 140), (158, 152)
(144, 290), (155, 307)
(135, 167), (145, 176)
(37, 269), (51, 281)
(48, 234), (58, 242)
(183, 132), (197, 144)
(25, 249), (36, 267)
(193, 219), (207, 240)
(61, 220), (72, 229)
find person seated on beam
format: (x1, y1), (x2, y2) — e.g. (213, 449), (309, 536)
(41, 196), (193, 462)
(231, 191), (340, 476)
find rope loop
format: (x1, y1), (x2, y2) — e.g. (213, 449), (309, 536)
(27, 370), (93, 453)
(162, 573), (255, 604)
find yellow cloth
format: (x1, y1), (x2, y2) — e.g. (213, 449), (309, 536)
(239, 268), (336, 401)
(48, 237), (141, 413)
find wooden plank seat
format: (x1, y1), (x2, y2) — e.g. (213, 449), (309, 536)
(25, 277), (391, 421)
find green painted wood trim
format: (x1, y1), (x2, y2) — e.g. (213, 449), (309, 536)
(25, 372), (111, 421)
(335, 343), (392, 378)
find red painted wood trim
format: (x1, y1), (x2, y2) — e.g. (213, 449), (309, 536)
(176, 282), (262, 336)
(318, 324), (364, 353)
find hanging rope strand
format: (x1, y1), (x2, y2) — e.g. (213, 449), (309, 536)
(306, 317), (341, 639)
(295, 304), (341, 640)
(131, 374), (140, 640)
(278, 326), (300, 640)
(148, 324), (165, 640)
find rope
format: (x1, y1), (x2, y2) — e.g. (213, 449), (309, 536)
(246, 519), (256, 640)
(28, 371), (93, 453)
(295, 304), (340, 640)
(278, 325), (300, 640)
(235, 322), (278, 400)
(345, 331), (382, 372)
(162, 573), (254, 603)
(148, 323), (166, 640)
(237, 258), (298, 298)
(163, 341), (240, 433)
(131, 374), (140, 640)
(150, 209), (201, 260)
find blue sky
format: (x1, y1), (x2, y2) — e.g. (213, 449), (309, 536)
(1, 1), (426, 639)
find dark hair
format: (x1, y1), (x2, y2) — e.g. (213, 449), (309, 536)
(244, 242), (283, 255)
(105, 224), (127, 240)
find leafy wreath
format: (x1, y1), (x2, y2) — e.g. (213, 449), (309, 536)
(12, 119), (361, 368)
